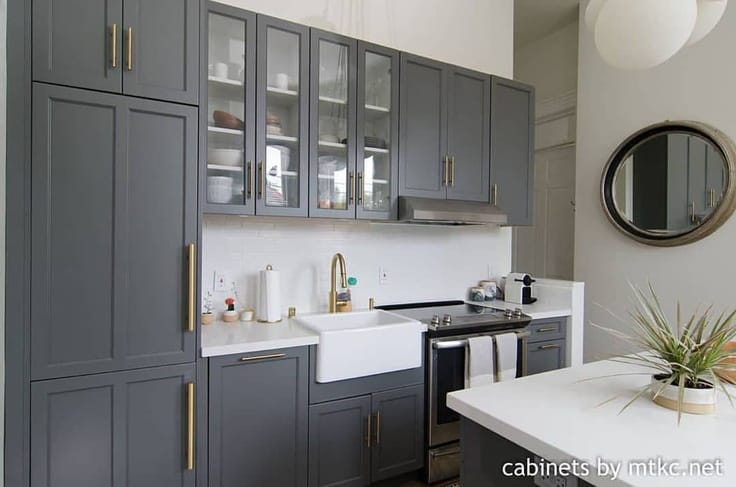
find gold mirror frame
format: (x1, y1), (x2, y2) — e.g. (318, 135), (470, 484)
(600, 121), (736, 247)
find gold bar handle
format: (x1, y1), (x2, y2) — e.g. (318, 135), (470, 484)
(111, 24), (118, 68)
(492, 183), (499, 206)
(690, 200), (696, 224)
(450, 157), (455, 187)
(348, 171), (355, 205)
(245, 161), (252, 200)
(257, 161), (264, 199)
(375, 411), (381, 445)
(187, 243), (195, 332)
(357, 172), (364, 205)
(365, 415), (372, 448)
(186, 382), (195, 470)
(239, 353), (286, 362)
(536, 327), (557, 333)
(441, 157), (448, 186)
(125, 27), (133, 71)
(539, 344), (561, 350)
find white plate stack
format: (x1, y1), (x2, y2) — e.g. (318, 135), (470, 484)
(257, 264), (281, 323)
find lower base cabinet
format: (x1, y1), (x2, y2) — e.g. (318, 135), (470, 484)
(308, 384), (424, 487)
(30, 363), (196, 487)
(527, 338), (566, 375)
(208, 347), (308, 487)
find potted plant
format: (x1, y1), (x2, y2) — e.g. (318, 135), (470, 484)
(201, 291), (215, 325)
(594, 285), (736, 422)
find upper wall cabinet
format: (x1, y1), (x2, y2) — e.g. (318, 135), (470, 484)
(399, 54), (490, 203)
(490, 77), (535, 226)
(31, 84), (198, 380)
(32, 0), (199, 105)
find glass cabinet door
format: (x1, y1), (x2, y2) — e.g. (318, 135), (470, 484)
(256, 17), (309, 217)
(309, 31), (357, 218)
(205, 7), (256, 214)
(357, 43), (399, 220)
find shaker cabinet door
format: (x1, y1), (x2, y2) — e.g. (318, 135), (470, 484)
(446, 67), (490, 203)
(526, 339), (566, 375)
(490, 77), (535, 225)
(122, 0), (199, 104)
(31, 364), (196, 487)
(33, 0), (123, 93)
(31, 84), (197, 380)
(399, 54), (448, 200)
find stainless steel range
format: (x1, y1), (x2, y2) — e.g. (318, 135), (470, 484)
(377, 300), (531, 484)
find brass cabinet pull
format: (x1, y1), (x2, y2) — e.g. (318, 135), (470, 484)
(187, 243), (195, 332)
(245, 161), (253, 200)
(690, 200), (696, 224)
(186, 382), (195, 470)
(348, 171), (355, 205)
(441, 157), (448, 186)
(539, 344), (561, 350)
(492, 183), (499, 206)
(375, 411), (381, 445)
(125, 27), (133, 71)
(450, 157), (455, 187)
(536, 327), (557, 333)
(357, 172), (364, 205)
(365, 414), (372, 448)
(239, 353), (286, 362)
(257, 161), (264, 199)
(110, 24), (118, 68)
(708, 188), (716, 208)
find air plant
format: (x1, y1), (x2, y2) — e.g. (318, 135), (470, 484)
(590, 283), (736, 423)
(202, 291), (214, 314)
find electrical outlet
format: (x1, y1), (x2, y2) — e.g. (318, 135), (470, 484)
(213, 271), (227, 291)
(378, 267), (390, 285)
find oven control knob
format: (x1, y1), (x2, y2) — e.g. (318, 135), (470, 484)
(514, 308), (523, 318)
(431, 315), (440, 326)
(504, 309), (514, 318)
(442, 314), (452, 326)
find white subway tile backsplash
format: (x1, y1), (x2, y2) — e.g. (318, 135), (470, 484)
(202, 215), (512, 316)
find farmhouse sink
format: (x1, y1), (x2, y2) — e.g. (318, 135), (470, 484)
(295, 310), (426, 383)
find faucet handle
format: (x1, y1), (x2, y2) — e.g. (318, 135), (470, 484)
(368, 297), (375, 310)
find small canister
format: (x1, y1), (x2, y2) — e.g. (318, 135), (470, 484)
(469, 286), (486, 302)
(479, 280), (498, 301)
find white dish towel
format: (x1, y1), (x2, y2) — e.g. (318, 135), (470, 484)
(465, 336), (495, 388)
(494, 333), (518, 382)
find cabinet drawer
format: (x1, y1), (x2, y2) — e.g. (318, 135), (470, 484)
(528, 319), (566, 343)
(526, 339), (566, 376)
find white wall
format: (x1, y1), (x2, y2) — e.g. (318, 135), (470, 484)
(514, 19), (578, 102)
(203, 1), (515, 314)
(575, 3), (736, 361)
(217, 0), (514, 77)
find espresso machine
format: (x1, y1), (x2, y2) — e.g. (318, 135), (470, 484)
(505, 273), (537, 305)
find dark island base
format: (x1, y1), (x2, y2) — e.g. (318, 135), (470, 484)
(460, 418), (595, 487)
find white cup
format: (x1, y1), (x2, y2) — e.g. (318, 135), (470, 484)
(275, 72), (289, 90)
(214, 62), (229, 79)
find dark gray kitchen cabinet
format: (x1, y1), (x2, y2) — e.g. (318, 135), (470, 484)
(490, 77), (535, 225)
(31, 83), (197, 380)
(400, 54), (491, 202)
(32, 0), (199, 105)
(526, 339), (566, 375)
(209, 347), (308, 487)
(31, 363), (196, 487)
(33, 0), (123, 93)
(370, 385), (424, 482)
(309, 385), (424, 486)
(122, 0), (200, 105)
(309, 396), (372, 487)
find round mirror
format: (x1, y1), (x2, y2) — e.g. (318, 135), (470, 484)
(601, 121), (736, 246)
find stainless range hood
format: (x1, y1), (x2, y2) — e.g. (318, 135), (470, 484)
(398, 196), (508, 225)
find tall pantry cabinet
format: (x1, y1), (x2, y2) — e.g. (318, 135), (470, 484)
(26, 1), (201, 486)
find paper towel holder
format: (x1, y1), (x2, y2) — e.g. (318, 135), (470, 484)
(257, 264), (282, 323)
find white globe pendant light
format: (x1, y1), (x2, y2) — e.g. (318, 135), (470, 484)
(686, 0), (728, 45)
(584, 0), (606, 32)
(594, 0), (698, 70)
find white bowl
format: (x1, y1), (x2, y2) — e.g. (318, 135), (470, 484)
(208, 176), (233, 204)
(208, 148), (243, 166)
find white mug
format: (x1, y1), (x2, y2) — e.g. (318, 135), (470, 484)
(214, 62), (228, 79)
(275, 72), (289, 90)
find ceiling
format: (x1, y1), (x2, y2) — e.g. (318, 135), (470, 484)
(514, 0), (581, 47)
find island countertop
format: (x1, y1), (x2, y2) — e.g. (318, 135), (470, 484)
(447, 360), (736, 487)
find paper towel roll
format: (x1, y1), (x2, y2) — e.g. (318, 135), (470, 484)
(257, 265), (281, 323)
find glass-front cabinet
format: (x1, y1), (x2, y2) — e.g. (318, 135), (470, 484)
(256, 16), (309, 217)
(205, 5), (256, 213)
(357, 42), (399, 220)
(309, 31), (357, 218)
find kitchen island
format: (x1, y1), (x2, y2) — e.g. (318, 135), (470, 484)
(447, 360), (735, 486)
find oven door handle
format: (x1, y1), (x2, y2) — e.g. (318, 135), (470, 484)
(432, 329), (530, 349)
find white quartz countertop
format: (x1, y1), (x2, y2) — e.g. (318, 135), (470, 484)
(469, 299), (572, 320)
(447, 360), (736, 487)
(201, 318), (319, 357)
